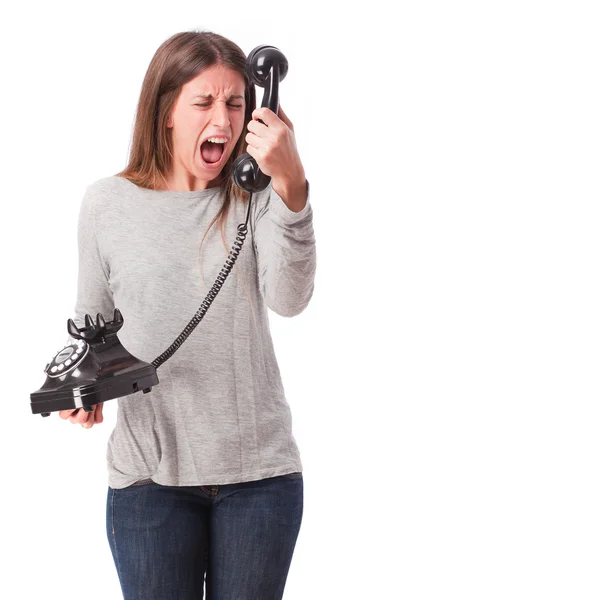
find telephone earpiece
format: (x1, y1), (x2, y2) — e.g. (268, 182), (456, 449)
(231, 45), (289, 193)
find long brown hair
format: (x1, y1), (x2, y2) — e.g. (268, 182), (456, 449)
(115, 30), (259, 323)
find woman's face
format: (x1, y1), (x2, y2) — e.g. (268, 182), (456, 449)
(166, 64), (246, 190)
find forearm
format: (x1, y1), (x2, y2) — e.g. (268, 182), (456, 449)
(272, 172), (308, 213)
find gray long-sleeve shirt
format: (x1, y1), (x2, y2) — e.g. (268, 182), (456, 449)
(71, 175), (316, 489)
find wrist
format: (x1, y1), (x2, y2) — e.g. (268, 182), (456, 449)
(272, 174), (308, 213)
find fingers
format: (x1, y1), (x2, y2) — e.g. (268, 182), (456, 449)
(71, 409), (90, 425)
(58, 404), (104, 428)
(59, 408), (78, 420)
(95, 402), (104, 424)
(81, 403), (104, 428)
(82, 410), (95, 429)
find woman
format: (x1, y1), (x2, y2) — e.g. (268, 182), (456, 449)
(58, 30), (316, 599)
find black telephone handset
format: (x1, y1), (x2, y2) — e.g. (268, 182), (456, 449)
(30, 45), (289, 418)
(230, 45), (288, 192)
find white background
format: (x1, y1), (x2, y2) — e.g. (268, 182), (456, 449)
(1, 1), (596, 598)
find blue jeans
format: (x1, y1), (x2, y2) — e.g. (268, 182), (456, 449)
(106, 472), (304, 600)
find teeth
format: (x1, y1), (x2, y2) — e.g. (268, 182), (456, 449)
(206, 137), (227, 144)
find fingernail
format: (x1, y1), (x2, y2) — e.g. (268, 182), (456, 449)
(83, 423), (90, 428)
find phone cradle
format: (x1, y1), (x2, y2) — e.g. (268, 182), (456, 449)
(30, 309), (159, 417)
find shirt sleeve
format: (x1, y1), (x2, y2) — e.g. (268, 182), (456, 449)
(66, 183), (115, 343)
(251, 178), (317, 317)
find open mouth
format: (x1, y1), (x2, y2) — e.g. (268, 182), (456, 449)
(199, 139), (228, 167)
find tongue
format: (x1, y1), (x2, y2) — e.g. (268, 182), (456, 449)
(201, 141), (224, 164)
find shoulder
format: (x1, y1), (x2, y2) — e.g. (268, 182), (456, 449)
(80, 175), (133, 214)
(85, 175), (130, 199)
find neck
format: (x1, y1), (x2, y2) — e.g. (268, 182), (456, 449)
(157, 168), (222, 192)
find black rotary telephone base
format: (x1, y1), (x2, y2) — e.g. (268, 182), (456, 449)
(30, 309), (159, 417)
(32, 363), (158, 416)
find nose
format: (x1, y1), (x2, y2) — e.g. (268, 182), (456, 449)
(210, 100), (232, 128)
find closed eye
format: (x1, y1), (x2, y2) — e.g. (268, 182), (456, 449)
(195, 103), (243, 108)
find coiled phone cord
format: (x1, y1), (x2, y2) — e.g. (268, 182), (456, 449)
(151, 190), (254, 370)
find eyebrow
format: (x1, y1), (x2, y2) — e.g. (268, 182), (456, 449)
(193, 94), (244, 101)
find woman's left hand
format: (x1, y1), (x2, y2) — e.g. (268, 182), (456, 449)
(245, 105), (305, 185)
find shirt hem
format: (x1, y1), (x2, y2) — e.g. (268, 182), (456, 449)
(108, 463), (303, 489)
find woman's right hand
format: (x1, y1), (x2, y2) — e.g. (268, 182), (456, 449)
(59, 402), (104, 429)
